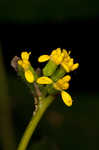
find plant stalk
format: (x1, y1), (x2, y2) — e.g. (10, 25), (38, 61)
(17, 95), (54, 150)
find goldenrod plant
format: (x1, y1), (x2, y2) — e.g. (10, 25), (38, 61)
(11, 48), (79, 150)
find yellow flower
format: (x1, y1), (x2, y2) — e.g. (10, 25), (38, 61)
(36, 75), (72, 107)
(38, 48), (79, 73)
(18, 52), (31, 70)
(53, 75), (72, 107)
(18, 51), (34, 83)
(25, 70), (34, 83)
(21, 52), (31, 61)
(38, 48), (64, 65)
(53, 75), (71, 90)
(61, 49), (79, 72)
(18, 59), (30, 70)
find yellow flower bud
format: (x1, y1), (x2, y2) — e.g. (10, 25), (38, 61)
(38, 55), (50, 62)
(21, 52), (31, 61)
(25, 70), (34, 83)
(37, 77), (53, 84)
(61, 91), (72, 107)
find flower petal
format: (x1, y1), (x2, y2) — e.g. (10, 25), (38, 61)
(71, 63), (79, 71)
(54, 79), (69, 90)
(62, 75), (71, 82)
(61, 82), (69, 90)
(51, 48), (63, 65)
(68, 58), (74, 67)
(37, 77), (53, 84)
(53, 83), (61, 91)
(61, 91), (72, 107)
(62, 49), (68, 56)
(21, 52), (31, 61)
(61, 62), (70, 72)
(56, 48), (61, 55)
(38, 55), (50, 62)
(51, 49), (57, 56)
(25, 70), (34, 83)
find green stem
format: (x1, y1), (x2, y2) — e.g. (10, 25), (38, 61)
(51, 66), (65, 82)
(17, 95), (54, 150)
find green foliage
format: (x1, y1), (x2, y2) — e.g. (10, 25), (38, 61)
(0, 0), (99, 22)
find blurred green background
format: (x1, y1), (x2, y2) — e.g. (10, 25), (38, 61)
(0, 0), (99, 23)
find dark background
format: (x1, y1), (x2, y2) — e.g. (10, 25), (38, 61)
(0, 1), (99, 150)
(1, 20), (99, 92)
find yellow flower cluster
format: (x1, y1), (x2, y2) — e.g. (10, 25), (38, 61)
(37, 75), (72, 107)
(17, 49), (79, 107)
(38, 48), (79, 73)
(18, 52), (34, 83)
(37, 48), (79, 107)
